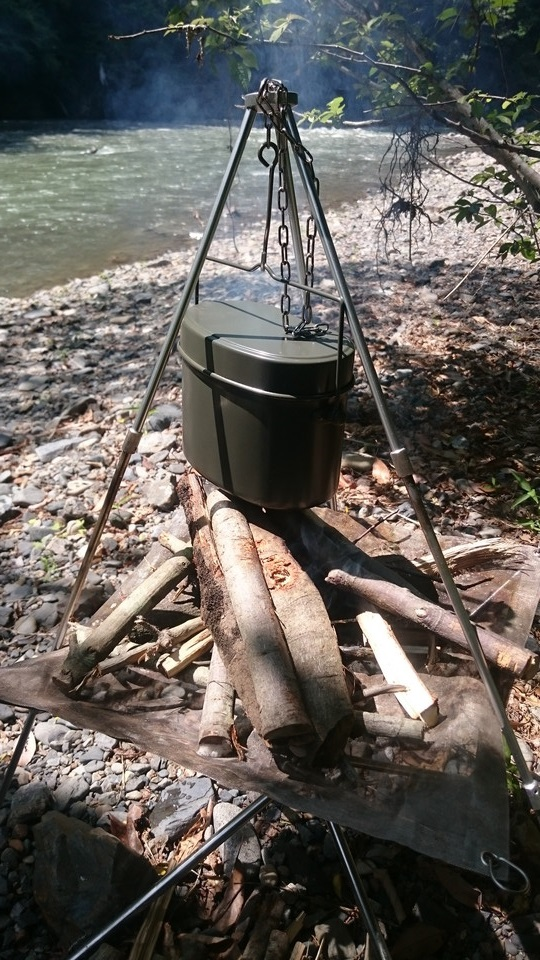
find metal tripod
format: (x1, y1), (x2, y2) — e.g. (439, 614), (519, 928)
(0, 76), (536, 947)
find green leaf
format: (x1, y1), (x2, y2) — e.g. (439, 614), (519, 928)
(437, 6), (459, 21)
(268, 13), (308, 42)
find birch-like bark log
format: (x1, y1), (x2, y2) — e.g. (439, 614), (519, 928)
(207, 489), (312, 742)
(198, 646), (235, 757)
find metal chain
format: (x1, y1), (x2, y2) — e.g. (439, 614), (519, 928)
(277, 131), (292, 333)
(257, 77), (325, 338)
(258, 115), (278, 271)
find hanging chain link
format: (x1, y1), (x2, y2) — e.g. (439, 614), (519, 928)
(256, 78), (325, 338)
(277, 131), (292, 333)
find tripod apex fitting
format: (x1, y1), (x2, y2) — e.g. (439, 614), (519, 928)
(244, 77), (298, 113)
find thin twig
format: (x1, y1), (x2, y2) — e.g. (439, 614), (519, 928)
(440, 216), (520, 302)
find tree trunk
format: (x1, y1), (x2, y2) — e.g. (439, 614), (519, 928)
(435, 78), (540, 213)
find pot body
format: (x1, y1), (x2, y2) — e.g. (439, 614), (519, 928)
(179, 300), (354, 509)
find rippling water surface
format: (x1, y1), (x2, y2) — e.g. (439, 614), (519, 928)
(0, 121), (394, 298)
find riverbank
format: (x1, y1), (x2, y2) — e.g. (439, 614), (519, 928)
(1, 146), (540, 959)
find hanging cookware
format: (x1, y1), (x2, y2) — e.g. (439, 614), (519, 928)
(180, 299), (355, 509)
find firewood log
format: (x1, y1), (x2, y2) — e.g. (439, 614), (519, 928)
(326, 568), (538, 679)
(53, 552), (192, 691)
(206, 489), (313, 742)
(198, 646), (235, 758)
(178, 472), (263, 735)
(86, 505), (191, 628)
(250, 519), (353, 765)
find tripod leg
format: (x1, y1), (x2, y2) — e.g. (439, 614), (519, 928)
(0, 709), (37, 805)
(56, 103), (259, 644)
(284, 105), (540, 814)
(328, 821), (393, 960)
(65, 794), (271, 960)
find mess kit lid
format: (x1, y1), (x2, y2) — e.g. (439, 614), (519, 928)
(180, 300), (354, 397)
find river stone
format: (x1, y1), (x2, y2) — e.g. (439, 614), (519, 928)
(0, 702), (16, 723)
(212, 801), (261, 878)
(34, 436), (86, 463)
(12, 609), (38, 635)
(33, 811), (157, 949)
(138, 430), (177, 455)
(34, 719), (71, 745)
(53, 776), (92, 811)
(8, 782), (53, 827)
(149, 776), (214, 841)
(142, 478), (178, 511)
(12, 485), (45, 507)
(146, 404), (183, 431)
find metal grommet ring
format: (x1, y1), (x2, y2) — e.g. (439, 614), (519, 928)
(481, 851), (530, 895)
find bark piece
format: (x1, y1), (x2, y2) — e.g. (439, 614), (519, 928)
(251, 519), (353, 764)
(241, 892), (286, 960)
(54, 553), (192, 691)
(357, 608), (439, 727)
(207, 489), (312, 742)
(198, 646), (235, 758)
(326, 568), (538, 679)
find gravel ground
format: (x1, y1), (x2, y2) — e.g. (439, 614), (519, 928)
(0, 145), (539, 959)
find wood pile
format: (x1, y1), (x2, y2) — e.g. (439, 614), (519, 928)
(50, 471), (537, 771)
(1, 469), (539, 871)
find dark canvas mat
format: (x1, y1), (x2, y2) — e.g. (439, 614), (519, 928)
(1, 518), (538, 877)
(0, 650), (515, 876)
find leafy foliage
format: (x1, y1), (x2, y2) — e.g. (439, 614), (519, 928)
(163, 0), (540, 263)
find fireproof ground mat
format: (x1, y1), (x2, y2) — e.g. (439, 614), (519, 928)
(0, 514), (538, 878)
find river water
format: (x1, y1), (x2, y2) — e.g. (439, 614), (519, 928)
(0, 120), (395, 299)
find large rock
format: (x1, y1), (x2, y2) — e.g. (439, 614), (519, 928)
(33, 811), (157, 949)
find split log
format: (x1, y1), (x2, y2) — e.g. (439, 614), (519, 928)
(207, 489), (312, 742)
(53, 552), (192, 691)
(178, 473), (264, 734)
(250, 519), (353, 765)
(198, 646), (235, 758)
(158, 629), (213, 677)
(356, 608), (439, 727)
(326, 568), (538, 679)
